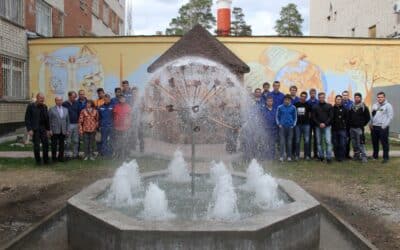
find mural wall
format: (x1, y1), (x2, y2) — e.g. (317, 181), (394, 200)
(28, 36), (400, 133)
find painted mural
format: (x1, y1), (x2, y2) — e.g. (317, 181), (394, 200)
(29, 37), (400, 109)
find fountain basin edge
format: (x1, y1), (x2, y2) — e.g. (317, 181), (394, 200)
(67, 170), (321, 250)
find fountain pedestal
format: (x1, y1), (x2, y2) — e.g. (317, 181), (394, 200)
(67, 171), (320, 250)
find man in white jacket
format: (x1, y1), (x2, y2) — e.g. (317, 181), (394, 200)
(370, 92), (394, 164)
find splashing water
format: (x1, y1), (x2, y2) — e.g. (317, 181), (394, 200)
(167, 149), (190, 183)
(104, 159), (142, 206)
(143, 182), (175, 220)
(208, 172), (239, 221)
(242, 159), (284, 209)
(209, 161), (230, 184)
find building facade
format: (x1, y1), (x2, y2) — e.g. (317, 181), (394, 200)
(0, 0), (126, 135)
(310, 0), (400, 38)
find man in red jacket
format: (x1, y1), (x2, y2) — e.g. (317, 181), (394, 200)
(113, 96), (132, 159)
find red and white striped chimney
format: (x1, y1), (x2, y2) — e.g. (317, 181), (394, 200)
(217, 0), (232, 36)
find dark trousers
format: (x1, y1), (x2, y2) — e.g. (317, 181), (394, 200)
(309, 124), (318, 158)
(100, 127), (113, 156)
(33, 129), (49, 164)
(371, 126), (390, 160)
(345, 128), (351, 158)
(332, 129), (346, 161)
(114, 130), (129, 159)
(51, 134), (65, 161)
(83, 132), (96, 158)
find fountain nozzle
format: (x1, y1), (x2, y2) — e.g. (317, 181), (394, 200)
(192, 105), (200, 113)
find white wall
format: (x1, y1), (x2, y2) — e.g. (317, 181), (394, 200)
(310, 0), (400, 38)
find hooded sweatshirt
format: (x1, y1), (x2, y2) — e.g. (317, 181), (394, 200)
(371, 100), (393, 129)
(348, 102), (370, 128)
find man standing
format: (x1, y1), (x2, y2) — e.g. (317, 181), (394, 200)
(113, 96), (132, 159)
(260, 82), (270, 103)
(312, 92), (334, 163)
(111, 87), (122, 106)
(276, 95), (297, 162)
(348, 93), (370, 163)
(94, 88), (106, 108)
(370, 92), (393, 164)
(307, 88), (319, 159)
(99, 94), (114, 158)
(25, 93), (50, 165)
(342, 90), (354, 159)
(49, 96), (69, 162)
(122, 80), (134, 105)
(289, 85), (300, 105)
(63, 91), (80, 159)
(294, 91), (311, 160)
(262, 96), (278, 160)
(77, 89), (87, 113)
(267, 81), (285, 109)
(332, 95), (348, 162)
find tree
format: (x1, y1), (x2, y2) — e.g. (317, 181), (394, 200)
(275, 3), (304, 36)
(165, 0), (216, 35)
(230, 7), (252, 36)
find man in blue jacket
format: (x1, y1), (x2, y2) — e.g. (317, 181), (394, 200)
(276, 95), (297, 162)
(267, 81), (285, 109)
(99, 94), (114, 157)
(262, 96), (278, 160)
(63, 91), (80, 159)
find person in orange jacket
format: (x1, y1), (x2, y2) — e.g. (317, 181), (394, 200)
(79, 100), (99, 160)
(113, 95), (132, 159)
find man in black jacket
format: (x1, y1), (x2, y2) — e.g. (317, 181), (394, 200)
(25, 93), (50, 165)
(348, 93), (370, 163)
(312, 92), (334, 163)
(332, 95), (348, 162)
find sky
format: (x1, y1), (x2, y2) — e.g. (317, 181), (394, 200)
(131, 0), (309, 36)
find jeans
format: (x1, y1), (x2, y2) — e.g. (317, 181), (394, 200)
(33, 128), (49, 164)
(114, 130), (129, 159)
(51, 134), (65, 161)
(265, 127), (278, 160)
(279, 127), (294, 159)
(100, 127), (113, 156)
(345, 128), (351, 158)
(371, 126), (389, 160)
(332, 129), (346, 161)
(295, 124), (310, 158)
(350, 128), (367, 160)
(83, 132), (96, 158)
(66, 124), (79, 157)
(315, 126), (333, 160)
(309, 124), (318, 158)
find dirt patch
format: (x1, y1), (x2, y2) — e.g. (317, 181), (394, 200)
(0, 167), (115, 246)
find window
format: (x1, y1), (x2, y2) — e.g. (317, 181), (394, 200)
(103, 3), (110, 25)
(80, 0), (88, 13)
(368, 25), (377, 38)
(92, 0), (99, 16)
(0, 55), (26, 99)
(36, 0), (52, 37)
(58, 13), (64, 36)
(0, 0), (24, 25)
(119, 20), (124, 35)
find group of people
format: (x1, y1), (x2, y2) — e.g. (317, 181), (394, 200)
(245, 81), (394, 164)
(25, 81), (143, 165)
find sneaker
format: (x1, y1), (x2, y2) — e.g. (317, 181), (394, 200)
(362, 158), (368, 163)
(83, 156), (89, 161)
(305, 157), (311, 161)
(279, 157), (284, 162)
(327, 159), (332, 164)
(319, 157), (324, 162)
(287, 157), (292, 162)
(89, 156), (96, 161)
(382, 159), (388, 164)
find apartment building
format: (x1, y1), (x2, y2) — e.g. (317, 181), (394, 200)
(310, 0), (400, 38)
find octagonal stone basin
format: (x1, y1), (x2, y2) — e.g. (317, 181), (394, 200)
(67, 171), (321, 250)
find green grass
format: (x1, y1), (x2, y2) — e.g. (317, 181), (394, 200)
(0, 141), (33, 151)
(233, 158), (400, 192)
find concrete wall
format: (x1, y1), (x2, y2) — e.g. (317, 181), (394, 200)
(310, 0), (400, 38)
(28, 36), (400, 133)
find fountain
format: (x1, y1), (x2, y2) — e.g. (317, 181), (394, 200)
(67, 25), (321, 250)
